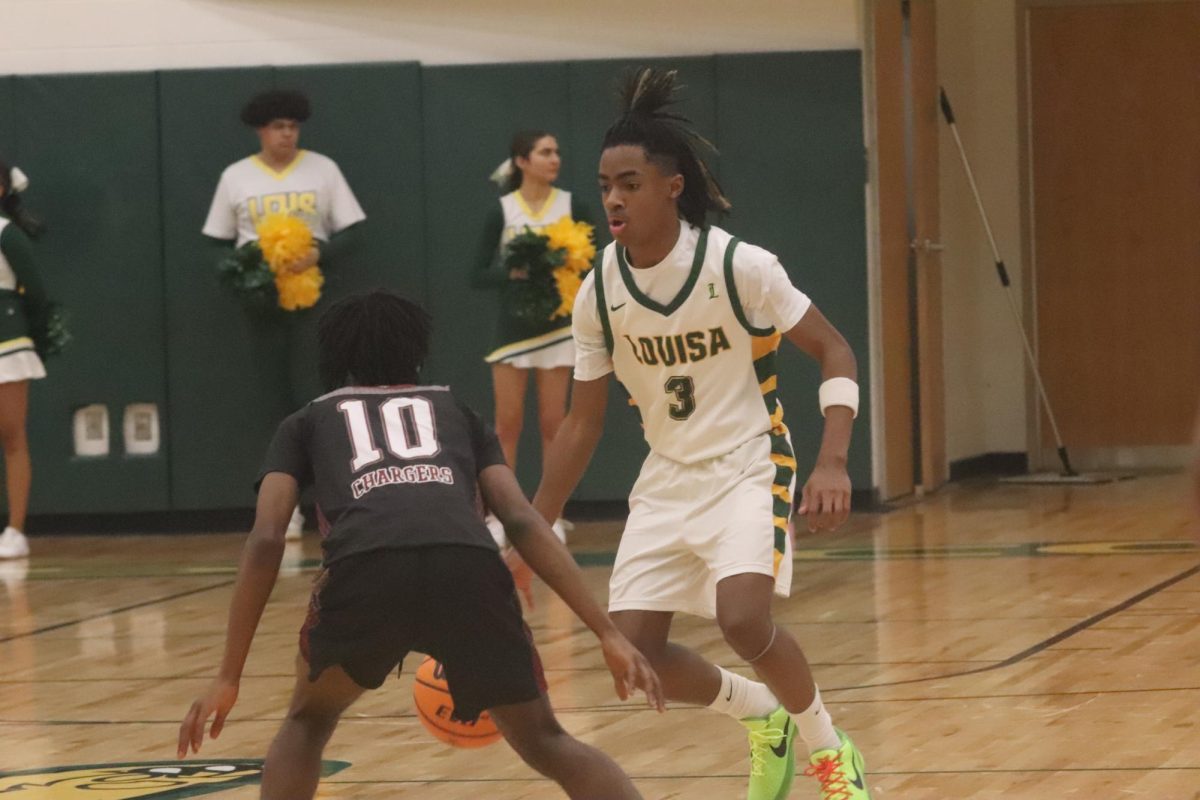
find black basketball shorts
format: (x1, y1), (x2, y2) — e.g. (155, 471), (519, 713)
(299, 545), (547, 721)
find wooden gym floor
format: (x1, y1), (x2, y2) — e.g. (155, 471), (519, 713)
(1, 473), (1198, 798)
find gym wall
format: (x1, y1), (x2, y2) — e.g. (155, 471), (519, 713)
(1, 51), (869, 515)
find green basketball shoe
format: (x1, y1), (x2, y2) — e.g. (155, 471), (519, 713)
(803, 728), (871, 799)
(741, 705), (796, 800)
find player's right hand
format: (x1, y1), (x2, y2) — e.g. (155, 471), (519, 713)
(600, 631), (665, 712)
(177, 678), (239, 758)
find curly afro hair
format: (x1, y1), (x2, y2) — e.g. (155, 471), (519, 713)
(240, 89), (311, 128)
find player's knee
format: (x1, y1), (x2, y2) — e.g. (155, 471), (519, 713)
(506, 722), (572, 776)
(283, 701), (342, 739)
(717, 608), (773, 661)
(621, 632), (668, 666)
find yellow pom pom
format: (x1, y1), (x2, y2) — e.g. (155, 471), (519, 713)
(545, 216), (596, 275)
(551, 266), (583, 319)
(256, 214), (315, 273)
(274, 266), (325, 311)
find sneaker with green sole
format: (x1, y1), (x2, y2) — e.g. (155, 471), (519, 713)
(803, 728), (870, 799)
(741, 705), (796, 800)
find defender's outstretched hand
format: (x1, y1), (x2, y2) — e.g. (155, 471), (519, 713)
(177, 679), (239, 758)
(600, 631), (665, 712)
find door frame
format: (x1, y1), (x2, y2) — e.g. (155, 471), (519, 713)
(863, 0), (946, 499)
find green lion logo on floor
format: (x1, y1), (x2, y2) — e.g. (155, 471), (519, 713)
(0, 760), (348, 797)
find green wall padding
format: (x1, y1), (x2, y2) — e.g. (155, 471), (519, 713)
(9, 72), (170, 513)
(0, 78), (13, 154)
(418, 62), (572, 491)
(275, 63), (426, 301)
(158, 67), (288, 510)
(5, 51), (869, 516)
(160, 63), (427, 510)
(715, 52), (870, 487)
(272, 63), (427, 404)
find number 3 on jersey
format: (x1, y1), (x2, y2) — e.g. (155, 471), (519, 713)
(338, 397), (440, 471)
(665, 376), (696, 421)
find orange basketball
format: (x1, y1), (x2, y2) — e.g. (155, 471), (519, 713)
(412, 656), (502, 749)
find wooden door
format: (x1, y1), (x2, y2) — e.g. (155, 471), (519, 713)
(1028, 1), (1200, 451)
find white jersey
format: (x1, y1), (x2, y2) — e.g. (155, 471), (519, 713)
(573, 224), (811, 464)
(202, 150), (366, 247)
(499, 188), (574, 245)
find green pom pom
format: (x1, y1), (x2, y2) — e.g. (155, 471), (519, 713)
(217, 242), (276, 309)
(500, 227), (568, 323)
(30, 302), (71, 359)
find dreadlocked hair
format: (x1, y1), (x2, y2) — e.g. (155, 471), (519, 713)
(0, 157), (45, 239)
(601, 68), (730, 229)
(317, 289), (431, 391)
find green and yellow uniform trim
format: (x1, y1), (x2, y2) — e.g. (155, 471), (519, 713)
(0, 335), (36, 359)
(483, 326), (573, 364)
(250, 149), (308, 181)
(725, 237), (794, 577)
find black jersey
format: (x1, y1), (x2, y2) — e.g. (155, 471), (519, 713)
(258, 385), (506, 564)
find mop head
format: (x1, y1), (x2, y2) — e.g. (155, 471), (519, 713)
(999, 471), (1136, 485)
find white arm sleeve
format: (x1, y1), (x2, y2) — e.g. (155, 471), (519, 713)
(201, 171), (237, 240)
(732, 243), (812, 332)
(572, 272), (614, 381)
(327, 162), (366, 234)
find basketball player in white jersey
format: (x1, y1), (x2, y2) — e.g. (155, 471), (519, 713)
(533, 69), (871, 800)
(203, 89), (366, 540)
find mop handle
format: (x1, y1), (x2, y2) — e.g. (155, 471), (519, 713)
(938, 88), (1076, 476)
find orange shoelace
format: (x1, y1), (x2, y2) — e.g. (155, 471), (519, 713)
(803, 756), (853, 800)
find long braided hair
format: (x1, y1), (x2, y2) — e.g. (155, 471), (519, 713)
(317, 290), (431, 391)
(601, 68), (730, 228)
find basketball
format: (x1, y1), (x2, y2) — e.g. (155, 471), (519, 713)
(412, 656), (502, 749)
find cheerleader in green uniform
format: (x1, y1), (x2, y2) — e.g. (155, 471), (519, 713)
(474, 131), (590, 545)
(0, 162), (48, 560)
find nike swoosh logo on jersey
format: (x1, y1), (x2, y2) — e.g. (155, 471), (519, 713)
(770, 719), (791, 758)
(725, 685), (733, 702)
(609, 302), (627, 311)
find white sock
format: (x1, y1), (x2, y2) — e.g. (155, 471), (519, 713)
(708, 667), (779, 720)
(789, 685), (841, 754)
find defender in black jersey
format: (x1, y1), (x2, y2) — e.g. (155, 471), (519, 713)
(178, 290), (662, 800)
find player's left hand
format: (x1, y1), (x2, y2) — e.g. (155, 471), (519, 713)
(177, 678), (239, 758)
(798, 459), (851, 533)
(600, 631), (665, 712)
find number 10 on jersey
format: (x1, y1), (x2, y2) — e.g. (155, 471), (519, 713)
(338, 397), (440, 471)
